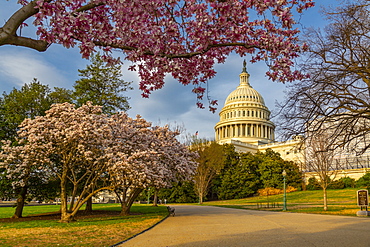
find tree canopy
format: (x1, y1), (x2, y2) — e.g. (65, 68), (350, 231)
(0, 102), (196, 221)
(0, 79), (73, 141)
(191, 140), (225, 204)
(73, 53), (133, 114)
(1, 0), (314, 110)
(278, 0), (370, 154)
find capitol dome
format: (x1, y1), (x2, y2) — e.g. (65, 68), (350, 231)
(215, 61), (275, 145)
(224, 64), (265, 106)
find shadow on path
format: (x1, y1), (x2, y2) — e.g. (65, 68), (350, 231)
(121, 205), (370, 247)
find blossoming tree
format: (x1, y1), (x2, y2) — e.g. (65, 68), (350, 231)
(108, 113), (197, 215)
(1, 102), (197, 221)
(1, 102), (115, 222)
(1, 0), (314, 110)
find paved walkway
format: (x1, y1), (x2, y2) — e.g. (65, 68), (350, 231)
(121, 205), (370, 247)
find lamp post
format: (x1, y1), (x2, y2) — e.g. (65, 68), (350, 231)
(282, 170), (287, 211)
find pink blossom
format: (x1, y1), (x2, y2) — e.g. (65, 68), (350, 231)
(13, 0), (313, 110)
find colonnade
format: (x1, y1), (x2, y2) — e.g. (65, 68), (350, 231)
(215, 123), (274, 141)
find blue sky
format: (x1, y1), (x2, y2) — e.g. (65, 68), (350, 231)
(0, 0), (338, 140)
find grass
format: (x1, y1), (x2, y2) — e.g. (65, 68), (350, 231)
(0, 203), (168, 247)
(203, 188), (363, 216)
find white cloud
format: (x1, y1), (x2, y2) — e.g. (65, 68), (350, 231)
(0, 50), (68, 89)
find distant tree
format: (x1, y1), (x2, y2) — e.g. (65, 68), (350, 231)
(73, 53), (133, 211)
(305, 131), (342, 211)
(73, 53), (133, 114)
(0, 79), (73, 141)
(158, 181), (197, 203)
(306, 177), (321, 190)
(216, 148), (302, 200)
(210, 144), (240, 200)
(257, 149), (302, 190)
(191, 140), (225, 204)
(1, 0), (314, 110)
(356, 173), (370, 188)
(279, 1), (370, 154)
(218, 152), (260, 200)
(328, 177), (356, 189)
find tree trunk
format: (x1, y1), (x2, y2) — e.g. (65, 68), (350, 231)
(199, 191), (203, 204)
(60, 212), (76, 223)
(120, 202), (131, 216)
(119, 188), (143, 216)
(323, 187), (328, 211)
(152, 189), (158, 207)
(60, 170), (74, 222)
(85, 197), (93, 212)
(12, 186), (27, 218)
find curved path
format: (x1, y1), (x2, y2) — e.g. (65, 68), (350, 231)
(121, 205), (370, 247)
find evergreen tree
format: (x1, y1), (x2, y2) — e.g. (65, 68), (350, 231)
(257, 149), (302, 190)
(218, 152), (260, 200)
(73, 53), (133, 115)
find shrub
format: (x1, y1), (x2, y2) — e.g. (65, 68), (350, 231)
(339, 177), (356, 188)
(258, 186), (297, 196)
(306, 177), (321, 190)
(356, 172), (370, 188)
(329, 179), (345, 189)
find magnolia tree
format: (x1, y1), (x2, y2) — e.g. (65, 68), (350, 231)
(2, 0), (314, 110)
(0, 140), (53, 218)
(1, 102), (115, 222)
(0, 102), (196, 221)
(108, 113), (197, 215)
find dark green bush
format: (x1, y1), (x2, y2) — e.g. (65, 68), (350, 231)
(356, 172), (370, 188)
(329, 179), (345, 189)
(306, 177), (321, 190)
(338, 177), (356, 188)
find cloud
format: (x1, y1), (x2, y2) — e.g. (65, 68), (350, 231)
(124, 54), (289, 140)
(177, 105), (219, 139)
(0, 49), (69, 89)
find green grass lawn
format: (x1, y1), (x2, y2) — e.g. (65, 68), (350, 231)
(0, 203), (168, 247)
(203, 188), (363, 216)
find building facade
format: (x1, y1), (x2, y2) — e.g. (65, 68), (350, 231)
(214, 61), (303, 163)
(214, 61), (370, 181)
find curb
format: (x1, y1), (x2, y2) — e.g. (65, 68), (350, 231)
(109, 213), (170, 247)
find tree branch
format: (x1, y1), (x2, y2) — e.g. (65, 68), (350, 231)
(0, 0), (49, 51)
(93, 40), (259, 59)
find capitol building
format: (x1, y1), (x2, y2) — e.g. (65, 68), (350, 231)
(214, 61), (370, 180)
(214, 61), (303, 163)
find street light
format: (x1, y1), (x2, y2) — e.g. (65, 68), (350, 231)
(282, 170), (287, 211)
